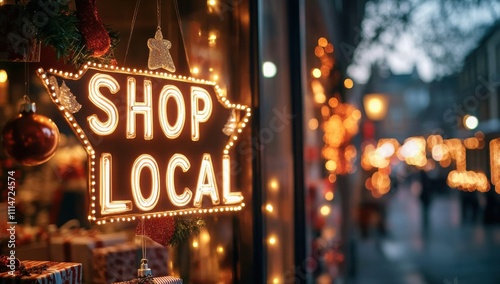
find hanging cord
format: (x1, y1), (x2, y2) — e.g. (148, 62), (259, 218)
(157, 0), (161, 30)
(123, 0), (142, 66)
(173, 0), (191, 71)
(24, 61), (29, 97)
(23, 46), (32, 103)
(141, 217), (146, 260)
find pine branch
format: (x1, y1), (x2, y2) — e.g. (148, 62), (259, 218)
(168, 217), (205, 247)
(23, 0), (118, 68)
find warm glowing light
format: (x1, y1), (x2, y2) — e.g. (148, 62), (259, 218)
(463, 115), (479, 130)
(222, 155), (243, 204)
(445, 139), (466, 171)
(268, 236), (277, 245)
(312, 68), (322, 78)
(193, 154), (220, 207)
(328, 174), (336, 183)
(159, 85), (185, 139)
(269, 178), (279, 191)
(325, 43), (334, 53)
(166, 154), (192, 206)
(320, 205), (331, 216)
(131, 154), (160, 211)
(272, 277), (280, 284)
(325, 160), (337, 171)
(200, 230), (211, 243)
(100, 153), (132, 214)
(447, 170), (490, 192)
(314, 93), (326, 104)
(315, 46), (325, 57)
(464, 137), (479, 149)
(191, 87), (213, 141)
(311, 80), (324, 94)
(400, 137), (427, 167)
(325, 191), (334, 201)
(88, 74), (119, 135)
(262, 61), (277, 78)
(363, 93), (389, 121)
(491, 139), (500, 194)
(322, 103), (361, 174)
(308, 118), (319, 130)
(318, 37), (328, 47)
(217, 245), (224, 254)
(192, 240), (199, 248)
(192, 67), (200, 74)
(265, 203), (274, 213)
(344, 78), (354, 89)
(127, 77), (153, 140)
(207, 0), (216, 6)
(371, 171), (391, 195)
(328, 97), (338, 108)
(431, 144), (448, 161)
(0, 70), (7, 83)
(208, 33), (217, 46)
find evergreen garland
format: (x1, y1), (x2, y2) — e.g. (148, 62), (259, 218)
(169, 217), (205, 247)
(22, 0), (118, 67)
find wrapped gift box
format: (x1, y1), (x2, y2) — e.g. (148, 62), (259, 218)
(92, 242), (169, 284)
(15, 242), (49, 261)
(113, 275), (182, 284)
(0, 260), (82, 284)
(49, 230), (128, 282)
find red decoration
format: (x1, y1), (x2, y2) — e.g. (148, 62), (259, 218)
(2, 102), (59, 166)
(0, 255), (20, 272)
(135, 216), (175, 247)
(75, 0), (111, 57)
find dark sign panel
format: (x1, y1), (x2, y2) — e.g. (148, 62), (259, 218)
(37, 63), (250, 224)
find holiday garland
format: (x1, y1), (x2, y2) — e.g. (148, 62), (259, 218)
(169, 216), (205, 247)
(21, 0), (119, 67)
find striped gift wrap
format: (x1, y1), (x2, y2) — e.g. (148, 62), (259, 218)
(0, 260), (82, 284)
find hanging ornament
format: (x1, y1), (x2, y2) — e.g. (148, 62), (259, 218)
(223, 109), (237, 136)
(135, 216), (175, 247)
(49, 76), (81, 113)
(147, 0), (176, 72)
(135, 216), (205, 247)
(2, 97), (60, 166)
(75, 0), (111, 57)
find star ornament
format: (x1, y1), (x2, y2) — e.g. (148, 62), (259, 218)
(36, 62), (251, 224)
(148, 29), (176, 72)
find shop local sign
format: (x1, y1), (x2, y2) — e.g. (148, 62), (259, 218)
(37, 63), (250, 224)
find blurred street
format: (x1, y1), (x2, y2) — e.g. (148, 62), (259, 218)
(354, 182), (500, 284)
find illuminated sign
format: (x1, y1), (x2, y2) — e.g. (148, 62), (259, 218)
(37, 63), (250, 224)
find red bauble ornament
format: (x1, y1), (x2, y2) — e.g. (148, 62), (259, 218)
(2, 102), (60, 166)
(136, 216), (176, 247)
(75, 0), (111, 57)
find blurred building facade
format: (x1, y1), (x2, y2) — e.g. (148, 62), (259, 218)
(361, 65), (430, 141)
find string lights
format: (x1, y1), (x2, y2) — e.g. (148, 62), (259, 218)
(37, 61), (251, 224)
(361, 133), (495, 196)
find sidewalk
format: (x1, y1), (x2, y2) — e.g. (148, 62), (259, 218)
(353, 185), (500, 284)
